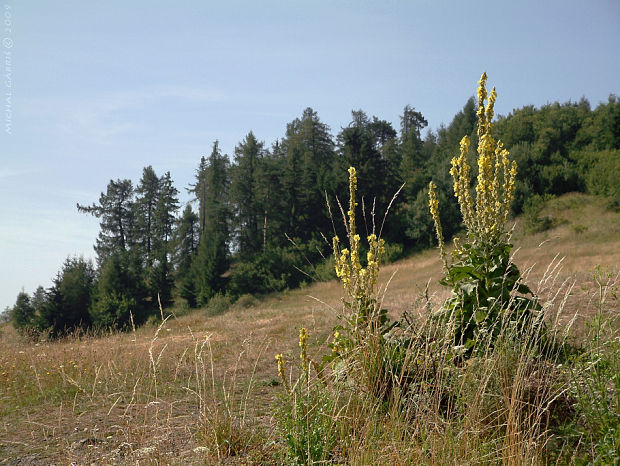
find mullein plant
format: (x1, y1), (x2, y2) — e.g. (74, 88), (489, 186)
(332, 167), (387, 331)
(271, 170), (394, 460)
(329, 167), (406, 398)
(429, 72), (542, 356)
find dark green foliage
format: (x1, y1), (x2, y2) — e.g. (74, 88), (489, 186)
(134, 165), (160, 266)
(404, 177), (459, 249)
(77, 179), (135, 264)
(173, 205), (200, 306)
(580, 148), (620, 209)
(12, 257), (96, 337)
(230, 246), (300, 296)
(494, 96), (620, 213)
(203, 293), (233, 317)
(313, 256), (337, 282)
(281, 108), (336, 244)
(191, 232), (229, 306)
(435, 240), (541, 356)
(90, 251), (147, 329)
(10, 291), (36, 334)
(522, 194), (556, 233)
(49, 257), (95, 334)
(337, 110), (400, 241)
(13, 91), (620, 336)
(400, 105), (429, 198)
(183, 141), (231, 306)
(150, 171), (179, 307)
(231, 132), (264, 256)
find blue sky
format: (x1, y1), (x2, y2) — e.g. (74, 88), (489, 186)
(1, 0), (619, 312)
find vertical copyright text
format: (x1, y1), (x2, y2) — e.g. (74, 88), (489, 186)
(4, 2), (13, 135)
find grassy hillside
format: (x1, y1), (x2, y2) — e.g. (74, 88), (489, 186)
(1, 193), (618, 464)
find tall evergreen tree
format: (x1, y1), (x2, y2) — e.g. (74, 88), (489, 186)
(173, 205), (200, 306)
(134, 166), (160, 267)
(202, 142), (231, 241)
(90, 251), (147, 328)
(10, 291), (35, 333)
(230, 132), (263, 256)
(187, 156), (209, 234)
(35, 257), (96, 336)
(400, 105), (429, 197)
(257, 140), (287, 250)
(191, 230), (228, 306)
(186, 142), (231, 305)
(281, 108), (336, 242)
(77, 179), (135, 264)
(338, 110), (399, 239)
(150, 171), (179, 307)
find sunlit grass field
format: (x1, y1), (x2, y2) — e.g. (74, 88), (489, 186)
(1, 193), (618, 464)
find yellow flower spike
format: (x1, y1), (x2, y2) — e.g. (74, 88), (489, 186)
(367, 250), (374, 263)
(275, 353), (290, 392)
(486, 87), (497, 123)
(430, 73), (517, 257)
(347, 166), (358, 238)
(332, 166), (388, 313)
(332, 331), (341, 354)
(429, 181), (447, 269)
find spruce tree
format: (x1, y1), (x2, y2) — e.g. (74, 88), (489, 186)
(281, 108), (336, 242)
(134, 166), (161, 267)
(230, 132), (263, 257)
(173, 204), (200, 306)
(10, 291), (35, 333)
(151, 171), (179, 307)
(90, 251), (147, 328)
(400, 105), (429, 197)
(187, 156), (209, 234)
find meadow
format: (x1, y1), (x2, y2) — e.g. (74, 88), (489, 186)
(0, 191), (618, 464)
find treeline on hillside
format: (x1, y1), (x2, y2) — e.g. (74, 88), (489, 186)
(8, 96), (620, 337)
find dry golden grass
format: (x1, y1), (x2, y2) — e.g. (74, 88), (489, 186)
(0, 193), (618, 463)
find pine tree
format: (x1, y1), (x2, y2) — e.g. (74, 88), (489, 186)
(190, 231), (228, 306)
(338, 110), (396, 236)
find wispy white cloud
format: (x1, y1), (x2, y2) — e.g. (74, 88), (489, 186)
(21, 85), (228, 144)
(0, 168), (35, 179)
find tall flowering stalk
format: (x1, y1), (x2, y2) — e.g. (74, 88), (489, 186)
(332, 167), (386, 313)
(328, 166), (407, 400)
(430, 72), (517, 253)
(429, 73), (541, 355)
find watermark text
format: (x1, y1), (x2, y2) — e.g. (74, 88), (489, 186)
(4, 2), (13, 135)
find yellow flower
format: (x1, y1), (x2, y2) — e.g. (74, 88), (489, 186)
(332, 166), (387, 302)
(430, 72), (518, 256)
